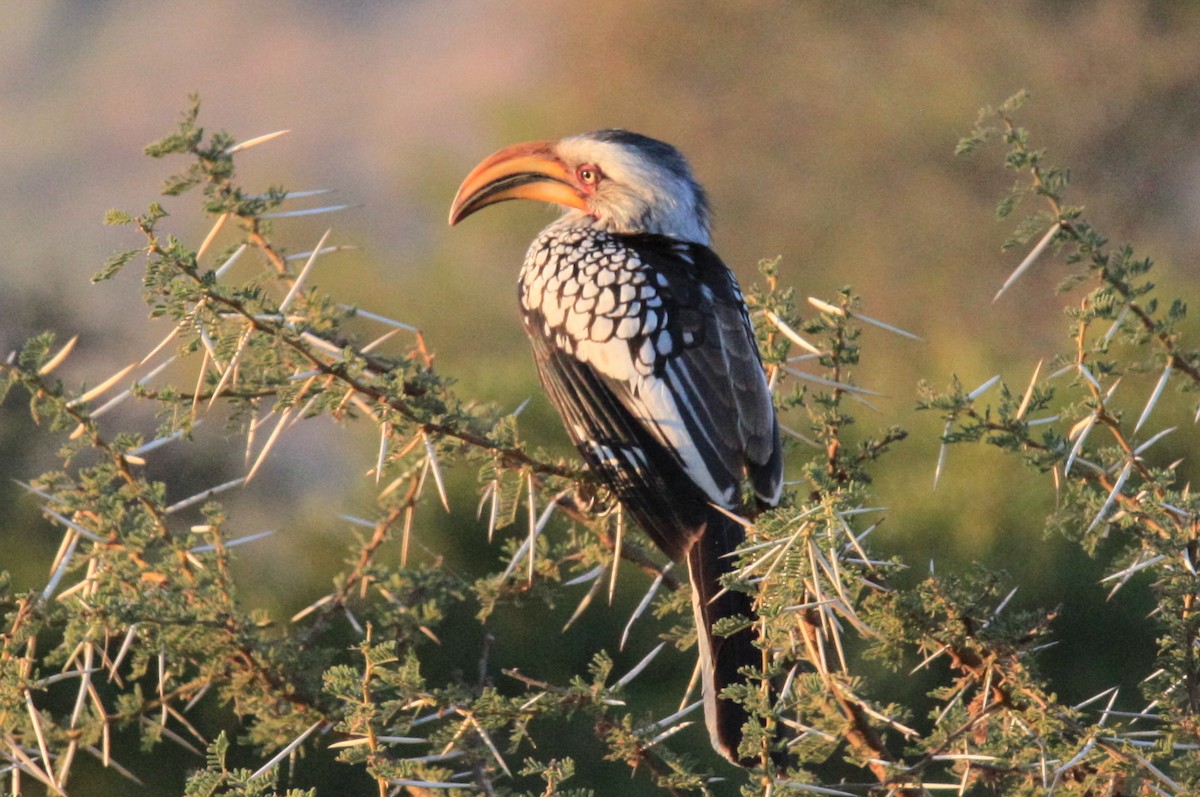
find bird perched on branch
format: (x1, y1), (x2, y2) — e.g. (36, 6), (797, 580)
(449, 130), (782, 765)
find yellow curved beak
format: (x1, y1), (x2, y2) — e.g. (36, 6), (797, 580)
(448, 141), (589, 225)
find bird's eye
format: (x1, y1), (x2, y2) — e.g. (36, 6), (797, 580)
(576, 164), (602, 185)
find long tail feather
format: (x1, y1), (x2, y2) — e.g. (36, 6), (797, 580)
(686, 507), (762, 765)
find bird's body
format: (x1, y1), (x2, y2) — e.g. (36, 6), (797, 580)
(450, 130), (782, 765)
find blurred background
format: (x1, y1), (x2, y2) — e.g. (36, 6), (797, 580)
(3, 1), (1200, 793)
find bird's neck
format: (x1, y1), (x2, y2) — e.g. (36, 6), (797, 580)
(550, 208), (710, 247)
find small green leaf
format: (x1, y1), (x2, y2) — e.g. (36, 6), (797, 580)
(954, 135), (983, 156)
(93, 248), (141, 282)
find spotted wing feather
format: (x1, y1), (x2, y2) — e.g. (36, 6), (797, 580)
(519, 228), (782, 536)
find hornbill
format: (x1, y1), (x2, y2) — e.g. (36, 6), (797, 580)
(449, 130), (782, 765)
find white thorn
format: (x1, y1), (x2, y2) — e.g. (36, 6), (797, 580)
(339, 305), (420, 332)
(1015, 359), (1044, 420)
(934, 421), (952, 489)
(422, 432), (450, 512)
(67, 362), (137, 407)
(1086, 461), (1132, 535)
(195, 213), (229, 261)
(1134, 362), (1172, 434)
(279, 229), (333, 313)
(855, 311), (923, 341)
(224, 129), (291, 154)
(245, 408), (293, 484)
(615, 642), (666, 688)
(967, 374), (1001, 400)
(38, 336), (79, 375)
(249, 720), (323, 780)
(764, 309), (822, 354)
(260, 204), (351, 219)
(807, 296), (846, 316)
(213, 243), (248, 278)
(994, 221), (1061, 301)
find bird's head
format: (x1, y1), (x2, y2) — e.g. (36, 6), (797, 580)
(449, 129), (711, 244)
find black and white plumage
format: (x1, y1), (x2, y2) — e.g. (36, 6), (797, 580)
(450, 130), (782, 765)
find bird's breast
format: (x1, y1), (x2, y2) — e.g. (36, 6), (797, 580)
(518, 228), (675, 380)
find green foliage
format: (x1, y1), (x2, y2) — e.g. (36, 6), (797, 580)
(184, 733), (315, 797)
(2, 94), (1198, 796)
